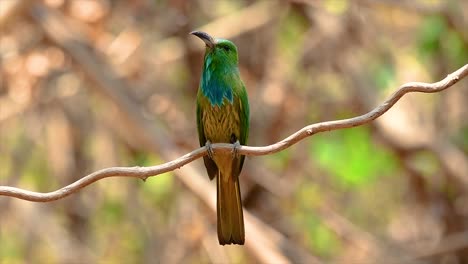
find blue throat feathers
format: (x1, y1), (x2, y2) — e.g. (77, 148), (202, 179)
(201, 55), (235, 107)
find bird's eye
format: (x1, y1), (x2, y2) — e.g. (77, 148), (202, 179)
(221, 45), (230, 52)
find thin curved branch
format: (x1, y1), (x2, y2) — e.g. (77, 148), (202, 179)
(1, 64), (467, 202)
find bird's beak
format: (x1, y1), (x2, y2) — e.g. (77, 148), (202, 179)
(190, 31), (215, 49)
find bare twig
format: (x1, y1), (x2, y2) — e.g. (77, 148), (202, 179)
(25, 4), (317, 263)
(1, 63), (466, 201)
(0, 3), (465, 262)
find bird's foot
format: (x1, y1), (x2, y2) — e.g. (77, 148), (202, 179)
(232, 140), (241, 159)
(205, 140), (214, 159)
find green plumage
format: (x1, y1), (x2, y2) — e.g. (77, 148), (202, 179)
(191, 31), (249, 245)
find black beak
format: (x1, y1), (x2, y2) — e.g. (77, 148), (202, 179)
(190, 31), (215, 49)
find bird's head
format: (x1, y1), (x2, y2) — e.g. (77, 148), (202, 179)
(190, 31), (239, 67)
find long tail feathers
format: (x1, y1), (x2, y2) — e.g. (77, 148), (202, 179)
(217, 172), (245, 245)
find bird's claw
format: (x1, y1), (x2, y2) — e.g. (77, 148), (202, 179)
(232, 140), (241, 159)
(205, 141), (214, 159)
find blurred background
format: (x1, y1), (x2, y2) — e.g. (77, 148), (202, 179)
(0, 0), (467, 263)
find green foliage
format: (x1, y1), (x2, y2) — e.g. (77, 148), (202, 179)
(141, 172), (174, 206)
(418, 15), (468, 67)
(0, 231), (24, 264)
(0, 155), (12, 181)
(91, 196), (144, 263)
(1, 0), (466, 261)
(310, 127), (397, 188)
(455, 125), (468, 151)
(324, 0), (349, 14)
(444, 30), (468, 67)
(21, 148), (56, 192)
(167, 62), (190, 89)
(133, 153), (175, 206)
(294, 183), (341, 257)
(296, 182), (322, 208)
(132, 151), (156, 167)
(372, 62), (396, 91)
(104, 224), (144, 263)
(277, 9), (308, 64)
(409, 151), (440, 176)
(213, 0), (245, 16)
(264, 148), (291, 171)
(418, 16), (446, 57)
(100, 199), (125, 225)
(308, 222), (341, 256)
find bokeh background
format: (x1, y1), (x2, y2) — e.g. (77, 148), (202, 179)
(1, 0), (467, 263)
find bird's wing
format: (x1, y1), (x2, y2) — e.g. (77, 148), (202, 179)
(197, 98), (218, 180)
(237, 83), (250, 174)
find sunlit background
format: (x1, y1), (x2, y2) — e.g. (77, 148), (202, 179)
(1, 0), (467, 263)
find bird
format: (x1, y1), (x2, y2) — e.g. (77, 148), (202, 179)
(190, 31), (249, 245)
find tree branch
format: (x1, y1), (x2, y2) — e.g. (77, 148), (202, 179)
(1, 63), (466, 202)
